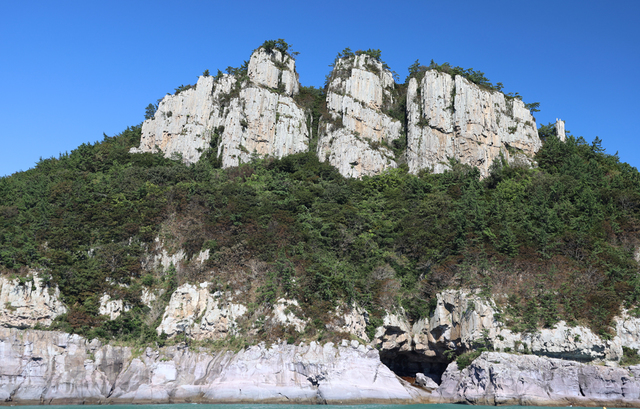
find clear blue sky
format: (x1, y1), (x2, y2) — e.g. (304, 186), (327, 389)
(2, 0), (639, 177)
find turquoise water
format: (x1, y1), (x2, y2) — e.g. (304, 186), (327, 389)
(4, 405), (619, 409)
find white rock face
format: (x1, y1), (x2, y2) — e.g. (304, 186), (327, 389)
(272, 298), (306, 332)
(248, 48), (299, 96)
(328, 303), (370, 342)
(437, 352), (640, 406)
(131, 75), (236, 164)
(415, 372), (438, 389)
(0, 328), (429, 404)
(140, 287), (158, 309)
(318, 55), (402, 178)
(131, 48), (309, 168)
(556, 118), (566, 141)
(615, 309), (640, 351)
(98, 294), (131, 320)
(373, 310), (413, 354)
(157, 283), (247, 340)
(406, 71), (542, 178)
(220, 86), (309, 168)
(0, 273), (67, 328)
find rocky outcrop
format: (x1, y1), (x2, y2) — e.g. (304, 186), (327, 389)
(556, 118), (566, 141)
(0, 273), (66, 328)
(248, 48), (299, 96)
(406, 71), (541, 178)
(616, 310), (640, 351)
(272, 298), (306, 332)
(0, 328), (430, 404)
(437, 352), (640, 407)
(318, 55), (402, 178)
(131, 48), (309, 168)
(98, 294), (131, 320)
(131, 74), (236, 164)
(374, 289), (631, 364)
(328, 302), (370, 342)
(157, 282), (247, 340)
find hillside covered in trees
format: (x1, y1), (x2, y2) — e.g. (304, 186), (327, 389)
(1, 122), (638, 345)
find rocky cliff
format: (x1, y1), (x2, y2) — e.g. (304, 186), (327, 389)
(0, 328), (428, 404)
(375, 289), (629, 368)
(0, 273), (66, 329)
(131, 47), (309, 167)
(3, 327), (640, 406)
(317, 54), (402, 178)
(437, 352), (640, 407)
(130, 45), (548, 179)
(406, 71), (541, 177)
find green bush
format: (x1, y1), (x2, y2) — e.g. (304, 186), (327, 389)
(456, 350), (483, 370)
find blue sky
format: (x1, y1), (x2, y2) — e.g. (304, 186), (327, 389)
(1, 0), (639, 177)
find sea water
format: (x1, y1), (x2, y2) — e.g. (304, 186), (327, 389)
(5, 404), (618, 409)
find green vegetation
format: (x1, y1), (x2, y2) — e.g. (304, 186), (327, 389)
(621, 346), (640, 366)
(1, 119), (639, 344)
(261, 39), (293, 56)
(456, 350), (483, 370)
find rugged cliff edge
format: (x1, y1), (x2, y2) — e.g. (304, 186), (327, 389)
(317, 54), (402, 178)
(406, 70), (541, 178)
(3, 328), (640, 406)
(438, 352), (640, 407)
(131, 47), (309, 167)
(130, 45), (545, 179)
(0, 328), (429, 405)
(3, 269), (640, 405)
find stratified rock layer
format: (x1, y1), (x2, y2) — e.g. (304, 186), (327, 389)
(0, 328), (428, 404)
(318, 55), (402, 178)
(131, 48), (309, 167)
(406, 71), (541, 177)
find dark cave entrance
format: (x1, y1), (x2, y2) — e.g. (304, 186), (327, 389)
(380, 350), (449, 384)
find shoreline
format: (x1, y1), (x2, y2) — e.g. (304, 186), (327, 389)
(2, 329), (640, 407)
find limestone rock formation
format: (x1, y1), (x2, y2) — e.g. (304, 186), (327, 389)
(272, 298), (307, 332)
(0, 273), (67, 328)
(328, 303), (370, 342)
(0, 327), (429, 404)
(556, 118), (566, 141)
(318, 54), (402, 178)
(374, 289), (628, 363)
(131, 47), (309, 168)
(248, 48), (299, 96)
(130, 75), (236, 164)
(616, 309), (640, 351)
(406, 71), (542, 178)
(98, 294), (131, 320)
(157, 282), (247, 340)
(437, 352), (640, 406)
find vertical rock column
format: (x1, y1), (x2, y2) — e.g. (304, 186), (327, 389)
(131, 46), (309, 168)
(406, 70), (542, 178)
(317, 54), (402, 178)
(219, 48), (309, 168)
